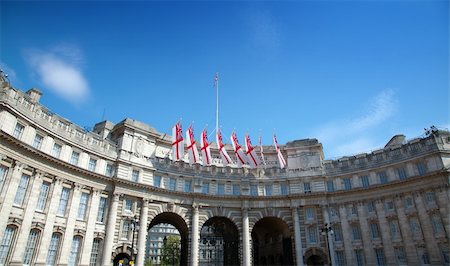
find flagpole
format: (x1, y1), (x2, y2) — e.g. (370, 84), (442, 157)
(215, 72), (219, 136)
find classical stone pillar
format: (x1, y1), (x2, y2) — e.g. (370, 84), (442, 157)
(58, 184), (83, 265)
(35, 177), (64, 265)
(79, 189), (101, 266)
(374, 200), (396, 265)
(435, 188), (450, 240)
(136, 198), (149, 266)
(0, 162), (25, 241)
(292, 206), (304, 266)
(322, 207), (335, 266)
(356, 202), (376, 264)
(102, 193), (120, 266)
(9, 170), (44, 265)
(394, 196), (418, 263)
(242, 207), (251, 266)
(338, 205), (353, 263)
(190, 204), (199, 266)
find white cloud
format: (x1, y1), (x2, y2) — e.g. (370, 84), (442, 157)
(247, 10), (281, 54)
(0, 61), (18, 84)
(25, 45), (89, 104)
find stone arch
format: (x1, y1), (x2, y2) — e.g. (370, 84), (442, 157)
(248, 208), (293, 232)
(304, 247), (328, 266)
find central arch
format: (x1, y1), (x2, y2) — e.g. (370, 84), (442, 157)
(148, 212), (189, 266)
(251, 217), (294, 266)
(199, 217), (240, 266)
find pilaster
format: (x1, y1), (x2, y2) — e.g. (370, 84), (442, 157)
(374, 200), (396, 265)
(356, 202), (376, 264)
(242, 207), (251, 266)
(136, 198), (149, 266)
(322, 207), (335, 266)
(338, 205), (353, 264)
(393, 195), (418, 263)
(190, 203), (199, 266)
(102, 192), (120, 266)
(292, 206), (304, 266)
(79, 188), (101, 266)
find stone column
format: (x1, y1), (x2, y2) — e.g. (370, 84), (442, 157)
(394, 196), (418, 263)
(102, 193), (120, 266)
(190, 204), (199, 266)
(0, 162), (26, 241)
(136, 198), (149, 266)
(322, 207), (335, 266)
(9, 170), (44, 265)
(35, 177), (64, 265)
(79, 189), (101, 266)
(58, 184), (83, 265)
(435, 188), (450, 239)
(374, 200), (395, 265)
(292, 206), (304, 266)
(356, 202), (376, 264)
(338, 205), (353, 264)
(242, 207), (251, 266)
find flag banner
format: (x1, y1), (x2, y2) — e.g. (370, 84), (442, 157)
(200, 128), (212, 166)
(273, 134), (286, 169)
(216, 129), (232, 166)
(231, 131), (248, 167)
(245, 133), (261, 168)
(259, 135), (266, 165)
(171, 121), (184, 161)
(185, 125), (200, 165)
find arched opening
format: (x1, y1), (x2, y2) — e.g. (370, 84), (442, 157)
(199, 217), (239, 266)
(147, 212), (189, 266)
(304, 247), (328, 266)
(113, 253), (131, 266)
(251, 217), (294, 266)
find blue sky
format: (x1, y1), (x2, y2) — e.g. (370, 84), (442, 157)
(1, 0), (448, 159)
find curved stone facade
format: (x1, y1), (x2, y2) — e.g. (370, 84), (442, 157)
(0, 80), (449, 266)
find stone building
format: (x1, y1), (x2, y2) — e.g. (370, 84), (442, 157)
(0, 76), (448, 266)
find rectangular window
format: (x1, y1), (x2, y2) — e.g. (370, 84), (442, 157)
(32, 134), (43, 149)
(68, 236), (82, 266)
(304, 182), (311, 193)
(202, 182), (209, 194)
(77, 192), (89, 220)
(23, 229), (40, 265)
(131, 169), (139, 182)
(375, 248), (386, 266)
(169, 178), (176, 190)
(97, 197), (107, 223)
(355, 249), (365, 266)
(307, 227), (317, 244)
(351, 224), (362, 240)
(217, 183), (225, 195)
(370, 223), (380, 239)
(335, 251), (346, 266)
(431, 213), (444, 234)
(52, 143), (62, 158)
(265, 184), (272, 196)
(326, 180), (335, 192)
(367, 201), (376, 213)
(440, 244), (450, 264)
(232, 184), (240, 196)
(36, 182), (50, 211)
(57, 187), (71, 216)
(0, 166), (7, 192)
(124, 199), (133, 212)
(105, 163), (114, 177)
(88, 158), (97, 171)
(378, 171), (388, 184)
(333, 225), (343, 242)
(122, 221), (130, 239)
(416, 162), (427, 176)
(70, 151), (80, 165)
(405, 197), (414, 208)
(397, 167), (407, 180)
(0, 226), (16, 265)
(184, 180), (192, 192)
(46, 233), (61, 266)
(250, 185), (258, 196)
(14, 174), (30, 206)
(89, 238), (102, 266)
(385, 201), (395, 212)
(13, 123), (24, 139)
(305, 207), (315, 220)
(389, 220), (400, 238)
(360, 175), (370, 187)
(409, 217), (422, 238)
(394, 247), (407, 265)
(153, 176), (161, 187)
(281, 183), (289, 195)
(425, 192), (435, 204)
(418, 247), (430, 265)
(343, 178), (352, 190)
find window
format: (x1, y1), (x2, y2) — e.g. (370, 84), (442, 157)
(431, 213), (444, 234)
(405, 197), (414, 208)
(70, 151), (80, 165)
(265, 184), (272, 196)
(88, 158), (97, 171)
(385, 201), (395, 212)
(375, 248), (386, 266)
(355, 249), (365, 266)
(217, 183), (225, 195)
(307, 227), (317, 244)
(281, 183), (289, 195)
(89, 238), (102, 266)
(305, 207), (315, 220)
(184, 180), (192, 192)
(36, 182), (50, 211)
(416, 162), (427, 176)
(232, 184), (240, 196)
(343, 178), (352, 190)
(417, 247), (430, 265)
(409, 217), (422, 238)
(14, 174), (30, 206)
(326, 180), (334, 192)
(378, 171), (388, 184)
(367, 201), (376, 213)
(360, 175), (370, 188)
(131, 169), (139, 182)
(52, 143), (62, 158)
(57, 187), (71, 216)
(105, 163), (114, 177)
(32, 134), (43, 149)
(0, 166), (7, 192)
(0, 226), (16, 265)
(329, 207), (339, 218)
(439, 244), (449, 264)
(202, 182), (209, 194)
(68, 236), (82, 266)
(304, 182), (311, 193)
(425, 192), (435, 204)
(77, 192), (89, 220)
(46, 233), (61, 266)
(389, 220), (400, 239)
(169, 178), (176, 190)
(124, 199), (133, 212)
(250, 185), (258, 196)
(394, 247), (407, 265)
(95, 197), (107, 223)
(351, 224), (362, 240)
(13, 123), (24, 138)
(335, 250), (346, 266)
(333, 225), (343, 242)
(122, 220), (131, 239)
(23, 229), (40, 265)
(397, 167), (407, 180)
(153, 176), (161, 187)
(370, 223), (380, 239)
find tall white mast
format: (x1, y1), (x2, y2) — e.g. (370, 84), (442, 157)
(215, 72), (219, 135)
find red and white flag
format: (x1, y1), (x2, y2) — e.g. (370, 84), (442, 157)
(259, 135), (266, 165)
(216, 129), (232, 166)
(200, 128), (212, 166)
(273, 134), (286, 169)
(172, 121), (184, 161)
(231, 131), (248, 167)
(245, 133), (261, 168)
(185, 125), (200, 165)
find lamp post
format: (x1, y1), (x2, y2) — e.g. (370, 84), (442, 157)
(321, 223), (333, 266)
(130, 216), (140, 265)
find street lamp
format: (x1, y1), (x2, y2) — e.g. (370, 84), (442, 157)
(130, 216), (140, 265)
(321, 223), (334, 266)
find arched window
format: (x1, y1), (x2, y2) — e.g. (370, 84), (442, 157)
(23, 229), (40, 265)
(68, 235), (82, 266)
(46, 233), (62, 266)
(0, 225), (17, 265)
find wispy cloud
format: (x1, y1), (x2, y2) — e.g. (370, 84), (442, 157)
(313, 89), (396, 158)
(24, 44), (90, 104)
(246, 9), (281, 55)
(0, 61), (18, 85)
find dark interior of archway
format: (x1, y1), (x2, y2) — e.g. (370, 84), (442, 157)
(149, 212), (189, 266)
(251, 217), (294, 266)
(199, 217), (240, 266)
(306, 254), (325, 266)
(113, 253), (131, 266)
